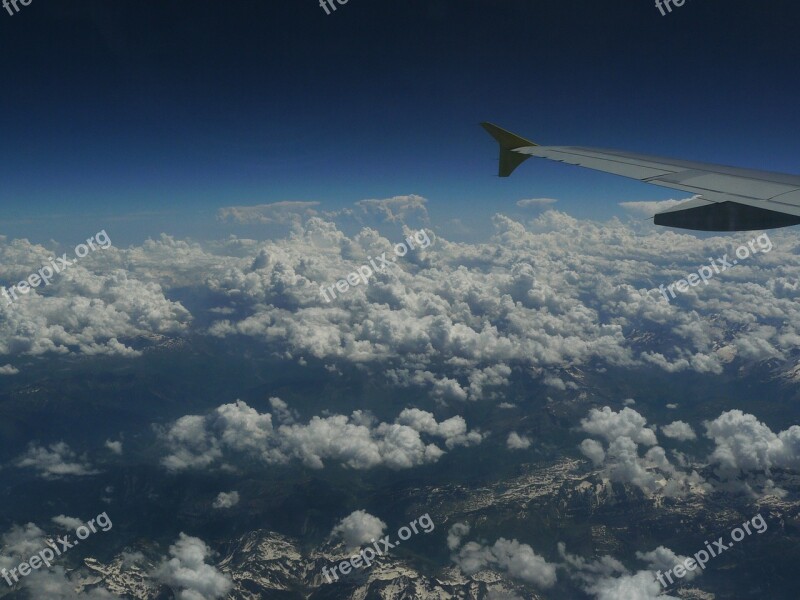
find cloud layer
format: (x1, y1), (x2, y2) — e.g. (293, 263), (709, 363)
(160, 399), (483, 472)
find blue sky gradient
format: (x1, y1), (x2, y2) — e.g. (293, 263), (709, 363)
(1, 0), (800, 243)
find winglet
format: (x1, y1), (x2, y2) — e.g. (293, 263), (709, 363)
(481, 122), (538, 177)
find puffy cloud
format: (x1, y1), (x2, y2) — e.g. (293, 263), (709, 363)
(160, 415), (223, 472)
(330, 510), (387, 551)
(0, 233), (197, 359)
(5, 206), (800, 386)
(447, 522), (470, 550)
(268, 397), (297, 424)
(506, 432), (531, 450)
(661, 421), (697, 441)
(580, 407), (658, 446)
(579, 408), (708, 498)
(704, 409), (800, 494)
(560, 543), (681, 600)
(454, 538), (557, 589)
(0, 523), (47, 573)
(0, 364), (19, 375)
(585, 570), (677, 600)
(396, 408), (485, 449)
(467, 364), (512, 400)
(104, 439), (123, 455)
(705, 410), (781, 473)
(558, 543), (627, 584)
(353, 195), (429, 225)
(160, 400), (482, 472)
(0, 522), (113, 598)
(15, 442), (97, 479)
(212, 491), (240, 509)
(51, 515), (85, 530)
(579, 439), (606, 465)
(154, 533), (232, 600)
(636, 546), (698, 582)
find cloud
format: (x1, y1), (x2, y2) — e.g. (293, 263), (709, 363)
(15, 442), (98, 479)
(160, 415), (223, 472)
(104, 439), (123, 455)
(468, 364), (513, 400)
(703, 409), (800, 495)
(6, 207), (800, 413)
(353, 195), (429, 225)
(0, 364), (19, 375)
(396, 408), (485, 449)
(584, 570), (677, 600)
(453, 537), (557, 589)
(579, 407), (708, 498)
(160, 400), (482, 472)
(516, 198), (558, 209)
(19, 210), (790, 384)
(0, 523), (47, 573)
(579, 438), (606, 465)
(217, 201), (320, 226)
(447, 522), (470, 550)
(636, 546), (698, 582)
(0, 522), (114, 598)
(661, 421), (697, 441)
(153, 533), (232, 600)
(0, 235), (193, 359)
(580, 407), (658, 446)
(330, 510), (387, 551)
(506, 432), (531, 450)
(212, 491), (240, 509)
(560, 543), (681, 600)
(51, 515), (85, 530)
(268, 397), (297, 424)
(618, 199), (687, 217)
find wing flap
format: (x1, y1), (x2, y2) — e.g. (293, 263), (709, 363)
(648, 170), (799, 200)
(654, 197), (800, 231)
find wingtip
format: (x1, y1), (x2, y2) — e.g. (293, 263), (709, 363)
(481, 122), (537, 177)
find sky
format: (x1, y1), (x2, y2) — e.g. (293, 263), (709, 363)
(4, 5), (800, 597)
(1, 0), (800, 244)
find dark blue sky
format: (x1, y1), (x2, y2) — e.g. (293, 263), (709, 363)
(2, 0), (800, 243)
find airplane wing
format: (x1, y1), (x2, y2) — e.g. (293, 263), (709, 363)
(481, 122), (800, 231)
